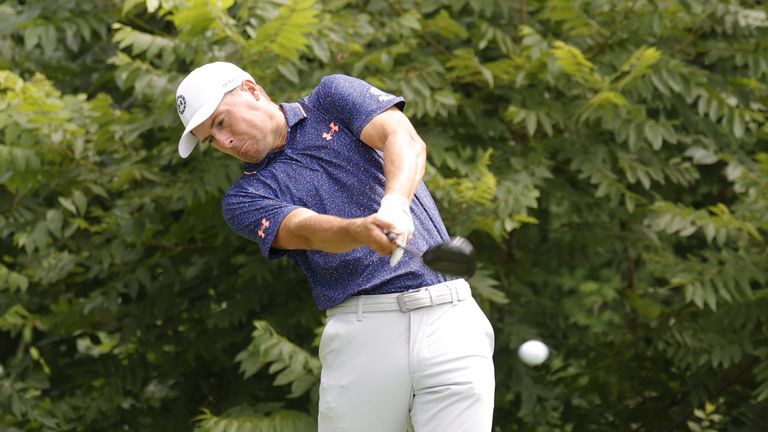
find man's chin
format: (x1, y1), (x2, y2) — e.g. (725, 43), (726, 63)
(236, 151), (262, 164)
(232, 140), (256, 163)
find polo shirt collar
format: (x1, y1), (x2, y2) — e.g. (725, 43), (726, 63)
(280, 102), (307, 128)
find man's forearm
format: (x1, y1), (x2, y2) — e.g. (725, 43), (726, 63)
(359, 108), (427, 202)
(274, 208), (398, 255)
(276, 209), (361, 252)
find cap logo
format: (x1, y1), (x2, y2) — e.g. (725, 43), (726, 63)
(176, 95), (187, 115)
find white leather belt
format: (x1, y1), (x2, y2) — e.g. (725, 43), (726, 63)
(326, 279), (471, 317)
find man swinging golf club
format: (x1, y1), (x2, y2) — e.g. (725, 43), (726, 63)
(175, 61), (495, 431)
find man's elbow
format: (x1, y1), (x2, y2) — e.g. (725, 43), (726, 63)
(273, 230), (312, 250)
(273, 214), (318, 249)
(414, 134), (426, 155)
(412, 134), (427, 176)
(398, 130), (426, 156)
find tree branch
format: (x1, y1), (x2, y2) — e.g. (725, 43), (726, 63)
(621, 220), (638, 292)
(506, 228), (517, 262)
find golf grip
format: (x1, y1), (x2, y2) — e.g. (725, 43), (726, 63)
(385, 231), (419, 257)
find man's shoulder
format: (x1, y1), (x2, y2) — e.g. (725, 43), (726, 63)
(221, 175), (250, 206)
(318, 73), (356, 85)
(313, 74), (367, 95)
(222, 167), (274, 202)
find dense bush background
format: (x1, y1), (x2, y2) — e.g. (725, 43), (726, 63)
(1, 0), (767, 430)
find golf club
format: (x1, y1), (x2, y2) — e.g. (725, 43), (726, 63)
(386, 232), (476, 277)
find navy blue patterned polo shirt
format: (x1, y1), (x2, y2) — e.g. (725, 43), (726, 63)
(222, 74), (451, 310)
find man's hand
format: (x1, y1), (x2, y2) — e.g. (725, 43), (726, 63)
(376, 195), (414, 266)
(349, 213), (402, 256)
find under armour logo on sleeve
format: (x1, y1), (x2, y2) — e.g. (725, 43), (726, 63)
(258, 218), (270, 238)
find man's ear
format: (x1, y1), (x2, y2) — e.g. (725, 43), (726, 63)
(242, 80), (269, 102)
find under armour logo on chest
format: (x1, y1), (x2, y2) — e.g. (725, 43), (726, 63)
(258, 218), (270, 238)
(322, 122), (340, 140)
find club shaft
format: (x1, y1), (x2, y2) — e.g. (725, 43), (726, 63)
(386, 232), (420, 257)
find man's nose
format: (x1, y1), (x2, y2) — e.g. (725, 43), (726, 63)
(213, 131), (235, 149)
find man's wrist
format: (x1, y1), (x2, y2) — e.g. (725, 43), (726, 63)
(378, 194), (414, 238)
(380, 194), (410, 210)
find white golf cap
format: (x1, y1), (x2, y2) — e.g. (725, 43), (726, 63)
(175, 62), (255, 158)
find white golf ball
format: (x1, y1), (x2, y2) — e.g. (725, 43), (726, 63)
(518, 339), (549, 366)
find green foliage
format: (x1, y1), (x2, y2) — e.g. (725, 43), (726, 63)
(687, 401), (726, 432)
(1, 0), (768, 430)
(195, 406), (316, 432)
(249, 0), (319, 62)
(235, 321), (320, 399)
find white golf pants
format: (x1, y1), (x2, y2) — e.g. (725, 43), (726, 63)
(318, 279), (495, 431)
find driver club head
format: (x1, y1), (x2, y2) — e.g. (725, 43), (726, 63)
(422, 236), (476, 277)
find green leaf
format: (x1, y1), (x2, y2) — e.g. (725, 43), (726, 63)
(423, 9), (469, 39)
(587, 90), (628, 107)
(469, 268), (508, 304)
(308, 37), (330, 63)
(146, 0), (160, 13)
(46, 209), (63, 238)
(24, 26), (41, 51)
(525, 111), (537, 137)
(661, 68), (681, 93)
(538, 112), (553, 136)
(72, 189), (87, 215)
(650, 72), (670, 96)
(625, 194), (636, 213)
(627, 121), (642, 151)
(40, 24), (57, 56)
(58, 197), (77, 215)
(277, 62), (299, 83)
(644, 121), (663, 150)
(615, 46), (663, 89)
(684, 146), (718, 165)
(446, 48), (494, 88)
(172, 0), (233, 37)
(479, 64), (494, 88)
(122, 0), (145, 15)
(551, 40), (603, 88)
(708, 99), (722, 122)
(732, 112), (745, 138)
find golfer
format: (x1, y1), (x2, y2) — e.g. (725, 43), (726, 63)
(175, 62), (495, 431)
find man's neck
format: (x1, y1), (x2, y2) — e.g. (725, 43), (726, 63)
(275, 106), (289, 150)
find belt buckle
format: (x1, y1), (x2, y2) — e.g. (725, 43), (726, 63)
(396, 291), (410, 312)
(397, 288), (428, 312)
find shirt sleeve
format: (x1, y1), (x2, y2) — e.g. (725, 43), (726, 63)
(221, 183), (300, 260)
(310, 74), (406, 138)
